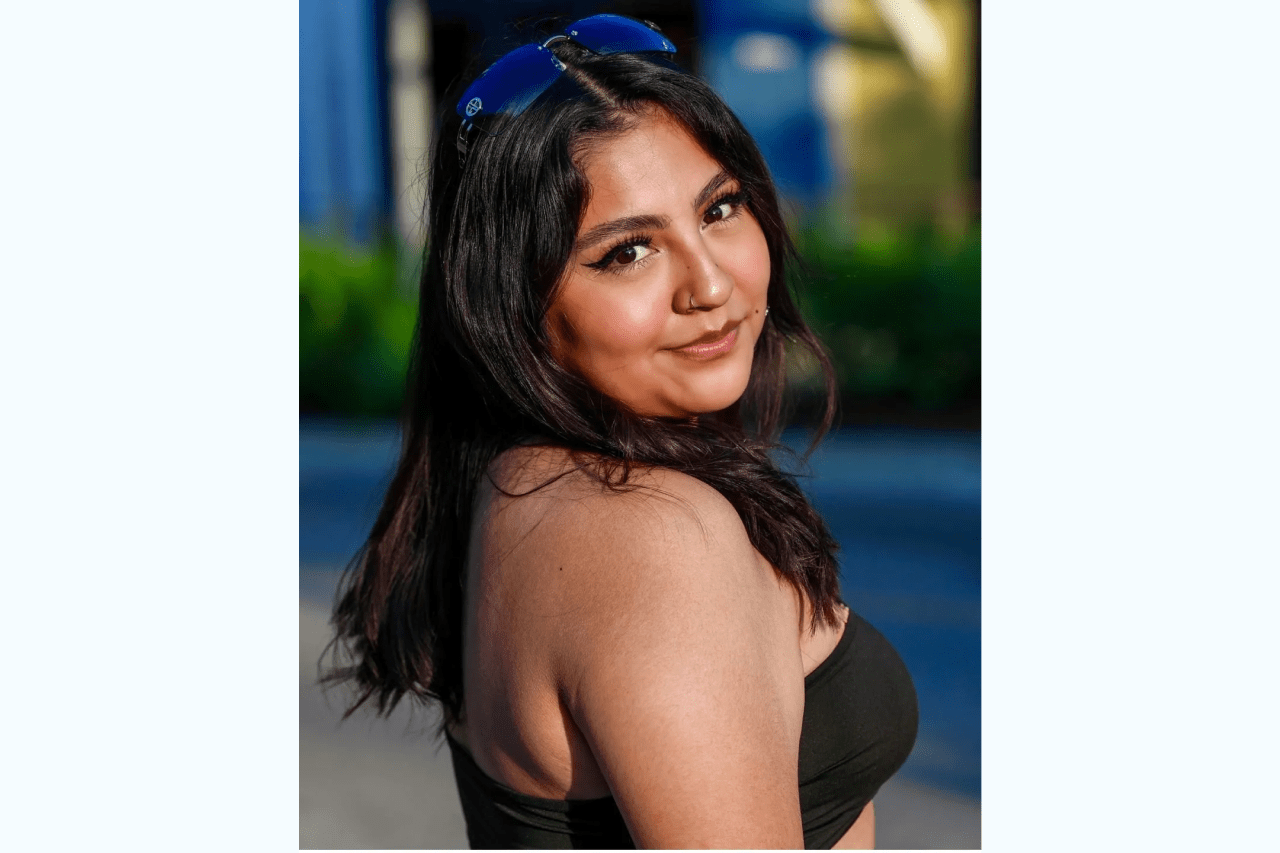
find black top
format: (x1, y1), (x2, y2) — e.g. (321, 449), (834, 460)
(446, 610), (917, 849)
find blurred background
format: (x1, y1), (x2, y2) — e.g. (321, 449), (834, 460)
(300, 0), (980, 848)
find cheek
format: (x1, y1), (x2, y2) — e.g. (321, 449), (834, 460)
(552, 285), (668, 369)
(723, 226), (772, 298)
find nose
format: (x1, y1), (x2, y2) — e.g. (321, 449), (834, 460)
(673, 239), (734, 314)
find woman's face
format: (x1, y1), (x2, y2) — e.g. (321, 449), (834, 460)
(547, 110), (771, 419)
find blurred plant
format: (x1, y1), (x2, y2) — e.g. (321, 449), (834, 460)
(791, 222), (980, 420)
(299, 233), (417, 417)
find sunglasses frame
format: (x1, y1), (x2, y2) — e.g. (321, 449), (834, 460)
(455, 15), (677, 165)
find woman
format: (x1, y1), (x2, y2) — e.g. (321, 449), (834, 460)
(325, 14), (917, 849)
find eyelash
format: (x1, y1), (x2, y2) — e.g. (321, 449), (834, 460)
(585, 233), (653, 273)
(585, 189), (751, 275)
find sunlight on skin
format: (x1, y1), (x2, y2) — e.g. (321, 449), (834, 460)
(548, 108), (770, 418)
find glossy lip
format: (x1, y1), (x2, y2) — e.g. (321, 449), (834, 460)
(671, 323), (740, 360)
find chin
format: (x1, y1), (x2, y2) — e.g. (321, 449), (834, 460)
(668, 367), (754, 417)
(665, 350), (752, 414)
(611, 344), (758, 418)
(687, 388), (748, 417)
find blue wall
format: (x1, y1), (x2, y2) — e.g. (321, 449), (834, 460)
(299, 0), (389, 241)
(698, 0), (837, 206)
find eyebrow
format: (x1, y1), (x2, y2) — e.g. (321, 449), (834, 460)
(575, 169), (737, 254)
(693, 169), (734, 211)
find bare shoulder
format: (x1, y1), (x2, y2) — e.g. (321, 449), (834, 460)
(484, 446), (767, 605)
(479, 444), (795, 674)
(539, 460), (805, 845)
(477, 446), (809, 845)
(484, 445), (752, 566)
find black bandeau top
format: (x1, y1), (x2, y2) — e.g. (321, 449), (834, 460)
(445, 610), (918, 849)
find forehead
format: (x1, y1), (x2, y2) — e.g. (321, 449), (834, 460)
(576, 111), (724, 221)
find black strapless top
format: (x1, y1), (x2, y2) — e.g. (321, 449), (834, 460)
(446, 610), (917, 849)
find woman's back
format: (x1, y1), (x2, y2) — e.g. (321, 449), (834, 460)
(452, 444), (849, 846)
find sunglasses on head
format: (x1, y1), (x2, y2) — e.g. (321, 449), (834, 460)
(454, 14), (677, 164)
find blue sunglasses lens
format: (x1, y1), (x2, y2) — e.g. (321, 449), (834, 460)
(456, 16), (676, 124)
(456, 43), (565, 121)
(565, 14), (676, 55)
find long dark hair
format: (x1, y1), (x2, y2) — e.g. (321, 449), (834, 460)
(324, 37), (843, 725)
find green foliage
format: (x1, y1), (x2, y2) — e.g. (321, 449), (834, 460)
(299, 234), (416, 417)
(299, 225), (981, 422)
(792, 223), (980, 414)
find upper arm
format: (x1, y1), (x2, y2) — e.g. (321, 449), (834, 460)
(548, 471), (805, 849)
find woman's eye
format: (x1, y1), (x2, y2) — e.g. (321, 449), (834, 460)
(703, 192), (746, 225)
(704, 202), (731, 224)
(615, 245), (647, 265)
(607, 242), (652, 268)
(587, 240), (655, 273)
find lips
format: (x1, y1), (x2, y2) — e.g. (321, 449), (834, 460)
(672, 324), (739, 360)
